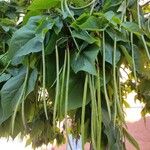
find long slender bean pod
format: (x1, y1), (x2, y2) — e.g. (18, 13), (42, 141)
(130, 14), (137, 83)
(137, 0), (150, 60)
(11, 66), (29, 134)
(113, 37), (117, 126)
(42, 43), (48, 120)
(81, 74), (88, 150)
(65, 48), (72, 150)
(89, 75), (97, 150)
(53, 44), (60, 127)
(96, 63), (102, 150)
(102, 31), (111, 120)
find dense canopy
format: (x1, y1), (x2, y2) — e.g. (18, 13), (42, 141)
(0, 0), (150, 149)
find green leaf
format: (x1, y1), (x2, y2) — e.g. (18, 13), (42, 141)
(53, 17), (63, 34)
(0, 68), (26, 124)
(0, 73), (11, 83)
(123, 127), (140, 150)
(45, 32), (59, 55)
(26, 69), (38, 95)
(71, 14), (108, 31)
(72, 30), (98, 44)
(103, 11), (116, 23)
(7, 16), (54, 61)
(28, 0), (60, 10)
(45, 54), (56, 88)
(107, 27), (128, 42)
(104, 43), (121, 64)
(0, 68), (38, 124)
(117, 0), (127, 13)
(56, 73), (91, 111)
(67, 73), (91, 110)
(7, 16), (42, 60)
(23, 10), (41, 25)
(120, 45), (133, 66)
(14, 36), (43, 57)
(122, 22), (143, 35)
(71, 45), (99, 75)
(134, 45), (150, 79)
(138, 79), (150, 103)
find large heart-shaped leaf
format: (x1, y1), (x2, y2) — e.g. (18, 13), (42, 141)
(71, 45), (99, 75)
(7, 16), (54, 61)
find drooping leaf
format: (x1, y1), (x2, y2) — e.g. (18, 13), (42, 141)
(104, 43), (121, 65)
(72, 30), (98, 44)
(138, 79), (150, 102)
(122, 22), (143, 35)
(45, 32), (59, 55)
(134, 45), (150, 79)
(0, 68), (26, 124)
(67, 73), (91, 110)
(0, 68), (38, 124)
(7, 16), (54, 61)
(7, 16), (42, 60)
(71, 45), (99, 75)
(107, 27), (128, 42)
(120, 45), (133, 66)
(71, 14), (108, 31)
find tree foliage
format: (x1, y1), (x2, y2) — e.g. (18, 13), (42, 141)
(0, 0), (150, 149)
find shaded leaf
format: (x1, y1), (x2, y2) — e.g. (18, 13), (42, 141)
(72, 30), (98, 44)
(0, 73), (11, 83)
(8, 16), (54, 61)
(71, 14), (108, 31)
(122, 22), (143, 35)
(0, 68), (38, 124)
(71, 45), (99, 75)
(104, 43), (121, 64)
(107, 27), (128, 42)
